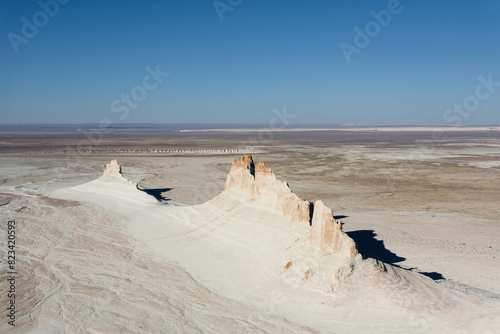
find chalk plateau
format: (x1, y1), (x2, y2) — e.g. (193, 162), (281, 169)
(6, 155), (498, 334)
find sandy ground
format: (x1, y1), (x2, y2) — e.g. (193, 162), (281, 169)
(0, 127), (499, 333)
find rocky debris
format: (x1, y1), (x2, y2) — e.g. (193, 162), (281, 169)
(225, 155), (358, 257)
(303, 269), (313, 281)
(310, 200), (358, 257)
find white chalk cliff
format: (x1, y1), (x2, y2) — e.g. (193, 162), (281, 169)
(225, 155), (358, 257)
(103, 159), (123, 176)
(310, 200), (358, 257)
(53, 159), (158, 206)
(43, 157), (500, 334)
(225, 155), (311, 223)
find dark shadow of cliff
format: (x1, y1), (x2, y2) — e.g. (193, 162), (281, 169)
(419, 271), (445, 280)
(346, 229), (446, 281)
(334, 215), (349, 220)
(138, 187), (172, 202)
(346, 230), (405, 264)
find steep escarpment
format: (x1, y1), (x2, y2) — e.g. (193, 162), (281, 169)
(225, 155), (312, 223)
(310, 200), (358, 257)
(101, 159), (139, 188)
(225, 155), (358, 257)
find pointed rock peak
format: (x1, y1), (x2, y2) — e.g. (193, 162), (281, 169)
(312, 201), (334, 224)
(255, 161), (275, 177)
(232, 155), (255, 172)
(310, 200), (358, 257)
(103, 159), (122, 176)
(225, 155), (310, 223)
(225, 156), (358, 257)
(225, 155), (255, 190)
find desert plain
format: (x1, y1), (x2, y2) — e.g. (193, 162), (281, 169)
(0, 125), (499, 333)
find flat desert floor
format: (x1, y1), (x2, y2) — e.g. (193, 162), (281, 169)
(0, 126), (499, 333)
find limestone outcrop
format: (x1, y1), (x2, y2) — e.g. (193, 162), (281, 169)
(225, 155), (255, 192)
(103, 159), (122, 176)
(101, 159), (138, 188)
(225, 155), (358, 257)
(225, 155), (311, 223)
(310, 200), (358, 257)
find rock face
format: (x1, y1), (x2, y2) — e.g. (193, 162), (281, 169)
(225, 155), (255, 192)
(101, 159), (138, 188)
(225, 155), (358, 257)
(225, 155), (311, 223)
(103, 159), (122, 176)
(310, 200), (358, 257)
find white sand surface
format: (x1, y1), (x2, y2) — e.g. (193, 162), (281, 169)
(44, 161), (500, 333)
(1, 151), (499, 333)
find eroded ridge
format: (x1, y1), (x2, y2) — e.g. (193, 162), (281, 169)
(310, 200), (358, 257)
(100, 159), (142, 190)
(225, 155), (358, 257)
(103, 159), (122, 176)
(225, 155), (311, 223)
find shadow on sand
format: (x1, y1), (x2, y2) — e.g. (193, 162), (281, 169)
(346, 229), (446, 282)
(346, 230), (406, 264)
(419, 271), (445, 280)
(139, 187), (173, 202)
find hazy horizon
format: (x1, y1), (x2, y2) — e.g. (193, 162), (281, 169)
(1, 123), (500, 128)
(1, 1), (499, 125)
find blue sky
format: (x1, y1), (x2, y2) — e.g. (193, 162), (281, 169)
(1, 0), (499, 125)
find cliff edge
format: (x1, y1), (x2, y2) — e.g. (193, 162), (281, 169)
(225, 155), (358, 257)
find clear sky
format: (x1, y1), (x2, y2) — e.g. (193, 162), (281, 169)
(1, 0), (499, 125)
